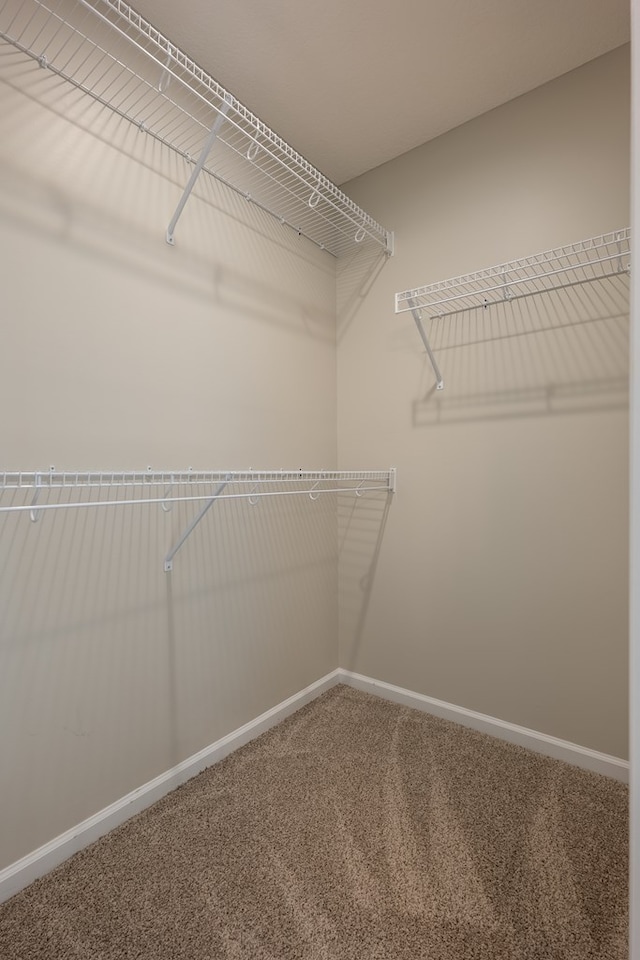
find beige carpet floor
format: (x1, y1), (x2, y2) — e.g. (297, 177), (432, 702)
(0, 684), (629, 959)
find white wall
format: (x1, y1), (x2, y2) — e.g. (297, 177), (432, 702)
(0, 50), (338, 868)
(0, 24), (631, 880)
(339, 46), (631, 759)
(629, 3), (638, 955)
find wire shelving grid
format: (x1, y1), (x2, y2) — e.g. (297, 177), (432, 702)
(0, 469), (396, 572)
(396, 229), (631, 391)
(396, 228), (631, 318)
(0, 469), (396, 514)
(0, 0), (393, 258)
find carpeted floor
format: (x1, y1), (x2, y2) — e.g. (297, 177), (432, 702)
(0, 684), (629, 959)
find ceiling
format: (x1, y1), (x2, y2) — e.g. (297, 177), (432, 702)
(131, 0), (630, 186)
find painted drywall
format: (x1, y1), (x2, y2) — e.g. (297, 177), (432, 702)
(338, 46), (631, 759)
(0, 54), (339, 868)
(629, 4), (638, 955)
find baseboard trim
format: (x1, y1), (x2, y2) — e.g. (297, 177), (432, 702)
(0, 669), (341, 905)
(338, 669), (629, 783)
(2, 666), (627, 904)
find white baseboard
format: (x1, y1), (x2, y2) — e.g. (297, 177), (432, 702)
(0, 669), (341, 905)
(338, 669), (629, 783)
(1, 666), (627, 904)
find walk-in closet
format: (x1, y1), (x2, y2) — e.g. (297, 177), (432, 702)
(0, 1), (636, 957)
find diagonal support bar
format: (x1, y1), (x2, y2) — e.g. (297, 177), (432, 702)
(408, 298), (444, 391)
(164, 479), (229, 572)
(166, 98), (232, 245)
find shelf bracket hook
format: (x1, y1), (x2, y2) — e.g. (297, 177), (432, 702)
(616, 231), (628, 274)
(158, 52), (172, 93)
(166, 96), (233, 245)
(161, 476), (174, 512)
(29, 467), (55, 522)
(502, 267), (512, 301)
(408, 297), (444, 391)
(164, 476), (231, 572)
(29, 473), (42, 523)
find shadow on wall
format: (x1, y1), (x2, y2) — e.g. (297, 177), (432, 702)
(408, 276), (629, 425)
(336, 240), (391, 341)
(338, 490), (393, 672)
(0, 153), (335, 345)
(0, 483), (338, 867)
(0, 44), (392, 348)
(0, 59), (337, 343)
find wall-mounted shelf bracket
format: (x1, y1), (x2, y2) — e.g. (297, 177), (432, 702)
(408, 298), (444, 391)
(385, 232), (395, 257)
(166, 98), (232, 246)
(163, 477), (230, 572)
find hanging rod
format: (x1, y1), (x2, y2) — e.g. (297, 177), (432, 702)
(0, 0), (394, 259)
(396, 228), (630, 318)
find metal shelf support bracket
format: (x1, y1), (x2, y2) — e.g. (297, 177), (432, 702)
(408, 298), (444, 391)
(385, 231), (395, 257)
(164, 477), (230, 572)
(166, 98), (233, 246)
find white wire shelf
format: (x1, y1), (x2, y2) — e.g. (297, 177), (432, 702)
(396, 228), (631, 317)
(0, 468), (396, 571)
(0, 0), (393, 259)
(396, 228), (631, 392)
(0, 468), (396, 509)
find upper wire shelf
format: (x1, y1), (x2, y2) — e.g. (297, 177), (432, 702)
(0, 0), (393, 259)
(396, 228), (631, 318)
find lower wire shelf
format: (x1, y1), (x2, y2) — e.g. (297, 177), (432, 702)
(0, 468), (396, 571)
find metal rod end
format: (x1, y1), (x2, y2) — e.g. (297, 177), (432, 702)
(164, 560), (173, 573)
(166, 230), (175, 246)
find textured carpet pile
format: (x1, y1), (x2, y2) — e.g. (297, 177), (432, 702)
(0, 684), (628, 959)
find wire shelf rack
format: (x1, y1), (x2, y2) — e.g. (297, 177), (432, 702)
(0, 468), (396, 512)
(0, 468), (396, 571)
(396, 228), (631, 318)
(0, 0), (393, 258)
